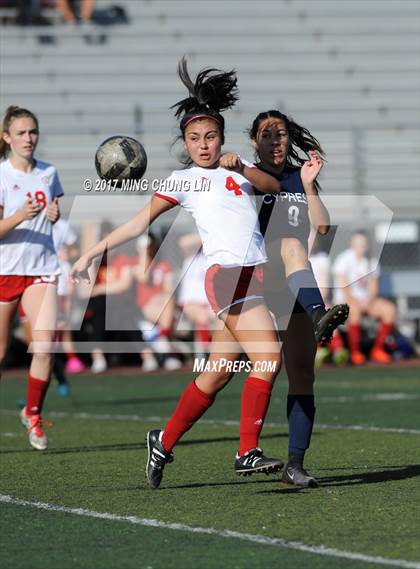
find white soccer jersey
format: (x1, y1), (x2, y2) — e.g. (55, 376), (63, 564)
(155, 162), (267, 269)
(0, 159), (63, 275)
(332, 248), (380, 303)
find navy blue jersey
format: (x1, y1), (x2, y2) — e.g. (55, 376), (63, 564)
(256, 165), (310, 248)
(255, 164), (312, 320)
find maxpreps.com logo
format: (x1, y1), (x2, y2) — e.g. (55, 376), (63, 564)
(193, 358), (277, 374)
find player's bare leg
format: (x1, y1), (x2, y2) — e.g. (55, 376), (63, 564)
(20, 283), (57, 450)
(0, 300), (19, 380)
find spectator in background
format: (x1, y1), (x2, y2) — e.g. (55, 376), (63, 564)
(15, 0), (51, 25)
(89, 242), (144, 368)
(177, 233), (214, 355)
(53, 218), (86, 374)
(133, 234), (181, 371)
(56, 0), (94, 24)
(332, 230), (397, 365)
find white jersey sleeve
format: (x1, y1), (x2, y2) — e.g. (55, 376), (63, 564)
(239, 156), (257, 169)
(154, 171), (188, 206)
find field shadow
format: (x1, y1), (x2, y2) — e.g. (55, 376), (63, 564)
(0, 432), (288, 455)
(257, 463), (420, 494)
(317, 463), (420, 486)
(164, 478), (281, 490)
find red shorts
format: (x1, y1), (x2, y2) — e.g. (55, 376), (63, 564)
(0, 275), (58, 303)
(204, 264), (264, 316)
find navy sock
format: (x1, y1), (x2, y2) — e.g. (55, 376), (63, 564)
(286, 269), (325, 316)
(287, 394), (316, 457)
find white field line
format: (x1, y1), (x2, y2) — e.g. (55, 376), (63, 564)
(1, 494), (418, 569)
(316, 393), (420, 402)
(1, 409), (419, 435)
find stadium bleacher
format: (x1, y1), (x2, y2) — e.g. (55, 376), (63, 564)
(0, 0), (418, 215)
(0, 0), (419, 318)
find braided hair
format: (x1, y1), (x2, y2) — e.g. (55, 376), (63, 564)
(249, 110), (325, 168)
(171, 57), (239, 144)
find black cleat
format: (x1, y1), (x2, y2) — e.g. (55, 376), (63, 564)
(235, 448), (284, 476)
(145, 429), (174, 489)
(282, 457), (318, 488)
(313, 304), (349, 345)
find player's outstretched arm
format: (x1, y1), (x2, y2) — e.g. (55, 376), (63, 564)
(0, 197), (42, 239)
(301, 151), (330, 235)
(70, 195), (175, 283)
(220, 153), (280, 194)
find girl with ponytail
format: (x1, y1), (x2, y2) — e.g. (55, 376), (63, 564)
(0, 106), (63, 451)
(249, 110), (349, 486)
(71, 59), (285, 488)
(250, 110), (348, 343)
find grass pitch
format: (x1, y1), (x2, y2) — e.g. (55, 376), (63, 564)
(1, 365), (419, 569)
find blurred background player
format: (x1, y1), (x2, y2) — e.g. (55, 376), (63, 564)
(56, 0), (95, 25)
(53, 217), (86, 376)
(332, 229), (397, 365)
(177, 232), (214, 356)
(79, 220), (112, 373)
(133, 233), (182, 371)
(309, 235), (349, 367)
(0, 105), (63, 450)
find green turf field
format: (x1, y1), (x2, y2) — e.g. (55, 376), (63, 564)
(1, 365), (419, 569)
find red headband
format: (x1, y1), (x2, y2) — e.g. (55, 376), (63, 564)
(181, 113), (223, 129)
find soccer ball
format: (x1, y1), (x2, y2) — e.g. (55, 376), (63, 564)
(95, 136), (147, 182)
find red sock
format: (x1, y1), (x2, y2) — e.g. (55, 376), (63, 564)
(196, 328), (210, 346)
(67, 351), (77, 360)
(162, 381), (214, 452)
(239, 376), (273, 456)
(373, 322), (393, 350)
(26, 375), (50, 416)
(160, 328), (170, 338)
(330, 330), (344, 351)
(348, 324), (361, 353)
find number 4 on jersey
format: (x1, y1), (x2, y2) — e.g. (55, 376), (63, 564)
(225, 176), (242, 196)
